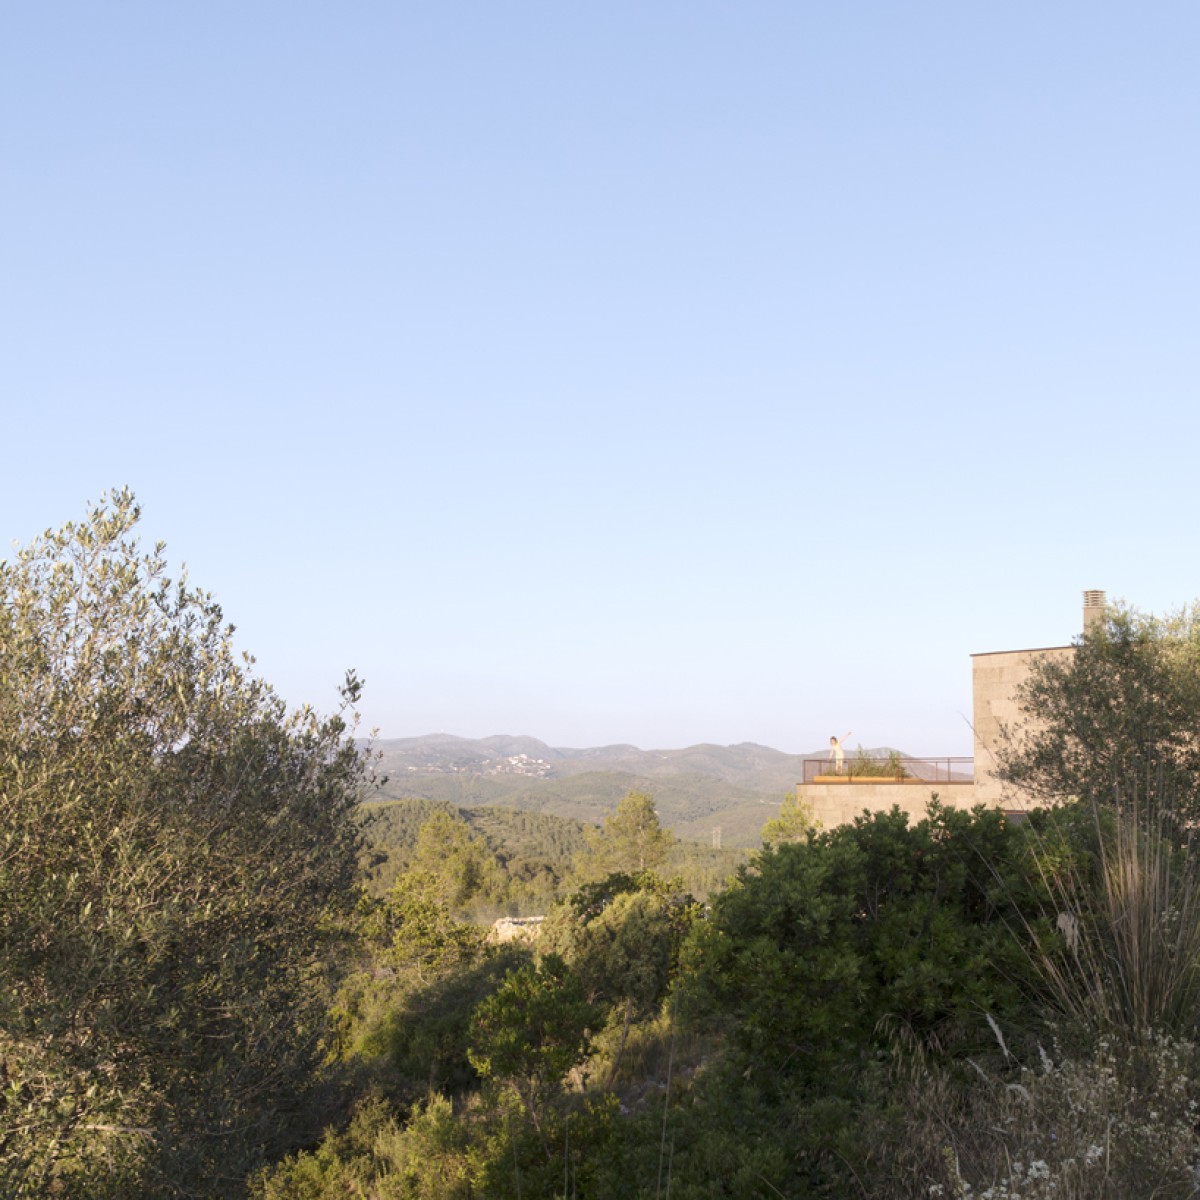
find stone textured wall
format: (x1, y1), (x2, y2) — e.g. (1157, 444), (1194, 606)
(801, 781), (978, 829)
(971, 645), (1073, 809)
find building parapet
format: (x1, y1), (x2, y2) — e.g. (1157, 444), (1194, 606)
(798, 779), (978, 830)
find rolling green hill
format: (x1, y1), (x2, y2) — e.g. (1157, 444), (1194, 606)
(367, 734), (823, 848)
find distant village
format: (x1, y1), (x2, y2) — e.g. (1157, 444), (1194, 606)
(401, 752), (554, 778)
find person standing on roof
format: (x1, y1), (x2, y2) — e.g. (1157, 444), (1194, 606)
(829, 732), (853, 774)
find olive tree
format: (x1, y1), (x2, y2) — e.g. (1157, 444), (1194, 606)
(0, 491), (370, 1197)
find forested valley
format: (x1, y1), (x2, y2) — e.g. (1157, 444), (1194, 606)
(7, 496), (1200, 1198)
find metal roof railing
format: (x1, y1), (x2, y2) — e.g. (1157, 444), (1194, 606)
(801, 755), (974, 786)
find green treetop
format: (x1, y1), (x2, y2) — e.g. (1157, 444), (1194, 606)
(999, 600), (1200, 827)
(573, 790), (675, 880)
(761, 791), (815, 844)
(409, 809), (508, 910)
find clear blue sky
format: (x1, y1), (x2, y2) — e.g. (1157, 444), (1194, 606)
(4, 3), (1198, 756)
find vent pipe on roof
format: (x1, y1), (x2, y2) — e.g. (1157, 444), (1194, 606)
(1083, 590), (1106, 635)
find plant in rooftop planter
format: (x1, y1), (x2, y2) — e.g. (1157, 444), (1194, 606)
(847, 749), (910, 779)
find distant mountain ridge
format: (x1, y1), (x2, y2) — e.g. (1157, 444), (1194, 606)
(370, 733), (826, 788)
(366, 734), (895, 848)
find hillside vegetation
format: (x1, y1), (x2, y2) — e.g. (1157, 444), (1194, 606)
(12, 496), (1200, 1198)
(368, 733), (878, 847)
(259, 599), (1200, 1199)
(359, 796), (748, 903)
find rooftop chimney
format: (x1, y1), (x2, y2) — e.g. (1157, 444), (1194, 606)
(1083, 590), (1106, 635)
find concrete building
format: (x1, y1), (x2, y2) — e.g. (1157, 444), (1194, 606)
(799, 591), (1104, 828)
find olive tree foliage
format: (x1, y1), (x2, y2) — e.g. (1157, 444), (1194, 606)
(998, 601), (1200, 824)
(0, 491), (371, 1197)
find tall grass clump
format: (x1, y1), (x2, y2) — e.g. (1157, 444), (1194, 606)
(1023, 788), (1200, 1044)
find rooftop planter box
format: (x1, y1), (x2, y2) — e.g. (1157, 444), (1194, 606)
(813, 750), (911, 783)
(812, 773), (914, 784)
